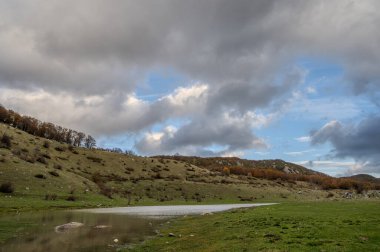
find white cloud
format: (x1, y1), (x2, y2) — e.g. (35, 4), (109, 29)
(165, 83), (208, 106)
(296, 160), (356, 168)
(295, 136), (311, 143)
(284, 149), (315, 156)
(306, 86), (316, 94)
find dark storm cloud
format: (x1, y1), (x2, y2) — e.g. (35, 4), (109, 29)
(1, 0), (380, 94)
(310, 116), (380, 174)
(1, 0), (380, 155)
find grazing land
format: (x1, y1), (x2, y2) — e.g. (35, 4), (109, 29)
(131, 201), (380, 252)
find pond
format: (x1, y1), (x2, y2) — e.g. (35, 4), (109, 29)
(0, 203), (275, 252)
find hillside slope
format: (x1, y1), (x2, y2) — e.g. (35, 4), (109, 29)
(347, 174), (380, 184)
(153, 156), (320, 175)
(1, 123), (378, 212)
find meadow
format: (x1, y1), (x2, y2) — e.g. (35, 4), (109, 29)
(131, 201), (380, 252)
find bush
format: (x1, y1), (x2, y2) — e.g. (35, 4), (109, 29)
(55, 146), (66, 152)
(326, 192), (334, 198)
(54, 163), (62, 170)
(0, 182), (14, 193)
(222, 167), (230, 176)
(36, 156), (48, 164)
(44, 194), (57, 200)
(87, 156), (102, 163)
(66, 195), (76, 201)
(49, 171), (59, 177)
(0, 134), (11, 148)
(34, 174), (46, 179)
(43, 141), (50, 148)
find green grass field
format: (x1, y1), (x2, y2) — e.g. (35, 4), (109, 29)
(130, 201), (380, 252)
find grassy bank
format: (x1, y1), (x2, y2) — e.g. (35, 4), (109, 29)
(130, 200), (380, 252)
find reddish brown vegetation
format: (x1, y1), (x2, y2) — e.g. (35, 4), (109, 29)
(213, 166), (380, 193)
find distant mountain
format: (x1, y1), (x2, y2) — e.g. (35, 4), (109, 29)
(153, 156), (322, 175)
(347, 174), (380, 184)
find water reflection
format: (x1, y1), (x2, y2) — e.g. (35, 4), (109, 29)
(0, 211), (165, 252)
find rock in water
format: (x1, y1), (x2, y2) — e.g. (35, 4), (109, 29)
(94, 225), (111, 229)
(55, 222), (84, 233)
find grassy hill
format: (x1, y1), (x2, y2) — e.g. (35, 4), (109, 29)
(0, 122), (379, 212)
(153, 156), (320, 175)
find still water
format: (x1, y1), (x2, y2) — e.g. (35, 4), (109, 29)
(0, 203), (275, 252)
(0, 211), (164, 252)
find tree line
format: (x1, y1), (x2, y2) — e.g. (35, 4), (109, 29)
(0, 105), (96, 148)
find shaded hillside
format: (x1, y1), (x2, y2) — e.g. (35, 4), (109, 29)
(153, 156), (320, 175)
(347, 174), (380, 184)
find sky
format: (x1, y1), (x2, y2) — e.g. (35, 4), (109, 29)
(0, 0), (380, 177)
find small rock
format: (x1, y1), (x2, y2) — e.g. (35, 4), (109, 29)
(168, 233), (176, 237)
(201, 212), (213, 216)
(113, 238), (119, 243)
(359, 236), (368, 241)
(55, 222), (84, 233)
(94, 225), (111, 229)
(190, 234), (195, 237)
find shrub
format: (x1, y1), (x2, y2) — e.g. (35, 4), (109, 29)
(34, 174), (46, 179)
(0, 182), (14, 193)
(222, 167), (230, 176)
(55, 146), (66, 152)
(42, 153), (51, 159)
(66, 195), (76, 201)
(43, 141), (50, 148)
(0, 134), (11, 148)
(44, 194), (57, 200)
(326, 192), (334, 198)
(36, 156), (48, 164)
(99, 186), (113, 199)
(54, 163), (62, 170)
(87, 156), (102, 163)
(49, 171), (59, 177)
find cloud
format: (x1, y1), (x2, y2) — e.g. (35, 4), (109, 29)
(0, 83), (209, 136)
(1, 0), (380, 157)
(295, 136), (311, 143)
(284, 149), (315, 156)
(2, 1), (380, 96)
(135, 112), (268, 156)
(310, 117), (380, 175)
(296, 160), (360, 177)
(297, 160), (356, 169)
